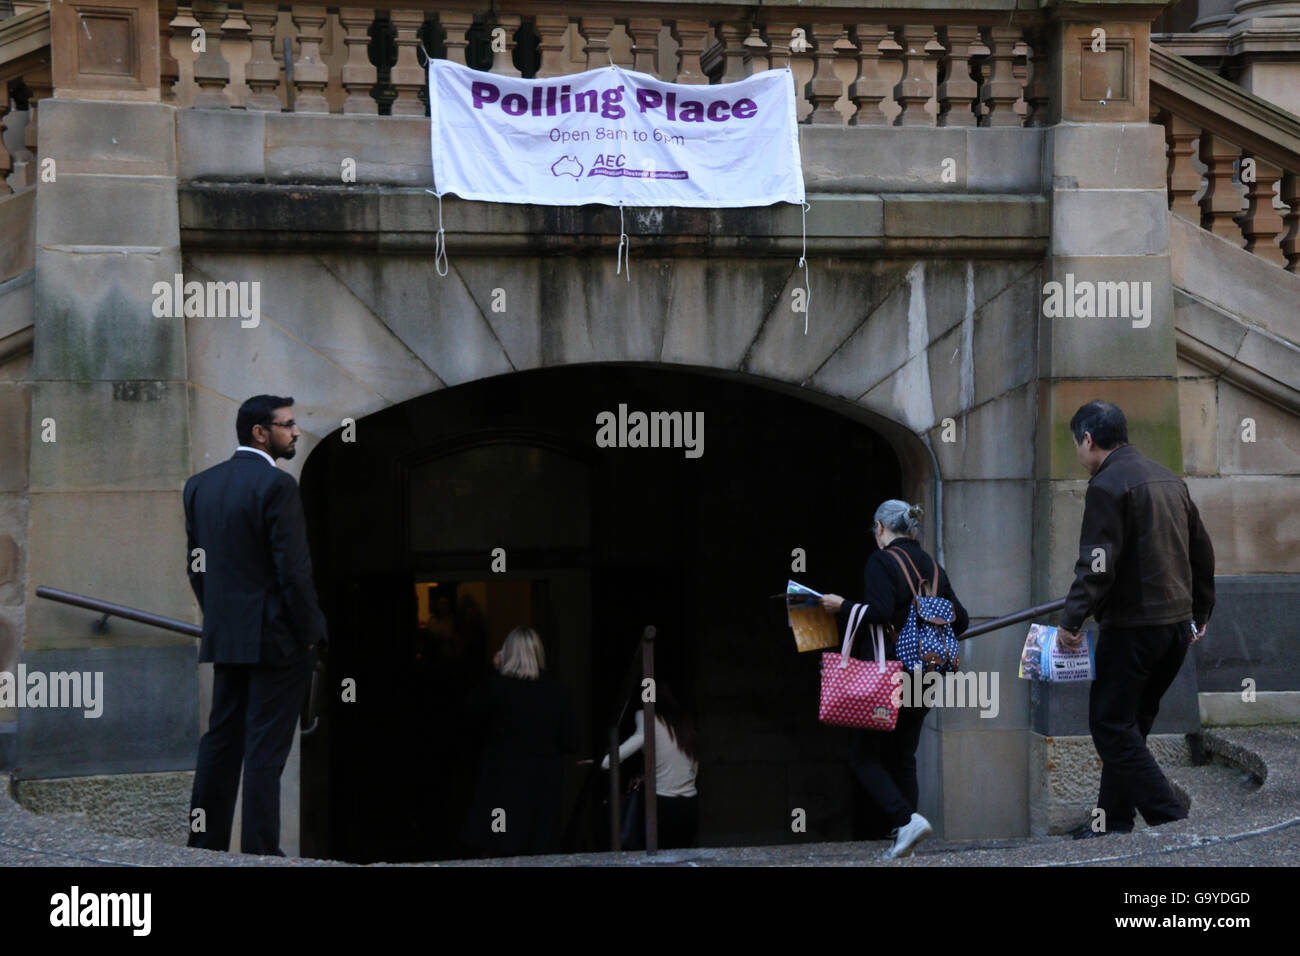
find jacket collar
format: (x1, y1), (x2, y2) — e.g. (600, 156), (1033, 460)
(1089, 443), (1135, 483)
(234, 446), (276, 467)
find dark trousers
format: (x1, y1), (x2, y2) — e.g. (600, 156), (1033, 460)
(1090, 621), (1192, 831)
(188, 658), (312, 855)
(849, 703), (930, 830)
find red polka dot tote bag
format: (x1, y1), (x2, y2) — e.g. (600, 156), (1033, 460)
(819, 603), (901, 731)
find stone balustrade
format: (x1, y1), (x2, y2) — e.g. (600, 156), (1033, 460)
(157, 3), (1053, 128)
(1151, 45), (1300, 272)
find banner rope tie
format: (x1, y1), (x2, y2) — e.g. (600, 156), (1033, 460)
(426, 188), (449, 277)
(799, 199), (811, 334)
(616, 203), (631, 281)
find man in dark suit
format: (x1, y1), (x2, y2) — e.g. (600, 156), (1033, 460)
(1058, 401), (1215, 838)
(184, 394), (327, 855)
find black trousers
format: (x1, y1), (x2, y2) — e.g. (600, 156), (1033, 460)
(188, 656), (312, 855)
(1090, 621), (1192, 831)
(622, 792), (700, 850)
(849, 703), (930, 830)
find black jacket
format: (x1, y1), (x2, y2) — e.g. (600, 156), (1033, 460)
(835, 537), (970, 661)
(1061, 443), (1215, 632)
(184, 450), (328, 664)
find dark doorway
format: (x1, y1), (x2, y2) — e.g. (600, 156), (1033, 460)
(300, 364), (904, 862)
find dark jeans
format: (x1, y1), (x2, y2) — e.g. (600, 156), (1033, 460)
(188, 657), (312, 855)
(1090, 621), (1192, 831)
(622, 791), (700, 850)
(849, 703), (930, 830)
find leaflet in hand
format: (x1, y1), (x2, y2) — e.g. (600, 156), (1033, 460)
(786, 580), (839, 653)
(1018, 623), (1095, 682)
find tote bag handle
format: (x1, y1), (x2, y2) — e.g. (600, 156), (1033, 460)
(839, 604), (887, 674)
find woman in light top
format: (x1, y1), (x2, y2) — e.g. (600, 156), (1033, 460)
(601, 681), (699, 849)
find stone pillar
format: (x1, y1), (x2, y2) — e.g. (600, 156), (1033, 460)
(29, 0), (198, 838)
(1226, 0), (1300, 116)
(1031, 0), (1198, 836)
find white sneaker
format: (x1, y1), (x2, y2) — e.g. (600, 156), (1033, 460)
(882, 813), (933, 860)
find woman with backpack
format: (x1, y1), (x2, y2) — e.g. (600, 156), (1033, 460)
(820, 499), (971, 860)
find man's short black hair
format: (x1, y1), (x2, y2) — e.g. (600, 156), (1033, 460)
(1070, 400), (1128, 450)
(237, 395), (294, 446)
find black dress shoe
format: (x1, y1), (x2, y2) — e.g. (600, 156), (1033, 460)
(1070, 822), (1133, 840)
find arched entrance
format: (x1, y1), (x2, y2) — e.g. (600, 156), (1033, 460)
(299, 364), (917, 862)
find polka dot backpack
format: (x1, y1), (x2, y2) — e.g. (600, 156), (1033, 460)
(819, 603), (901, 731)
(885, 548), (960, 675)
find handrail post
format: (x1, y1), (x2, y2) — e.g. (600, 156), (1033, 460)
(641, 625), (657, 855)
(608, 726), (621, 851)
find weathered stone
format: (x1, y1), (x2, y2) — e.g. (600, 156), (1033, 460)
(15, 771), (194, 845)
(941, 729), (1029, 838)
(929, 383), (1036, 480)
(0, 496), (28, 605)
(39, 100), (177, 178)
(1050, 189), (1169, 257)
(38, 175), (180, 249)
(1046, 123), (1167, 190)
(1038, 378), (1183, 479)
(1215, 380), (1300, 476)
(1179, 377), (1219, 476)
(940, 479), (1034, 619)
(178, 109), (266, 182)
(1186, 476), (1300, 573)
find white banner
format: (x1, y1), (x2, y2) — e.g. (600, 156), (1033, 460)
(428, 59), (804, 208)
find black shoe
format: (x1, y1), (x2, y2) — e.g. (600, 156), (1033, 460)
(1070, 822), (1133, 840)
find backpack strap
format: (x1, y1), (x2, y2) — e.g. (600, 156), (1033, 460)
(884, 547), (920, 600)
(886, 546), (954, 627)
(896, 548), (939, 598)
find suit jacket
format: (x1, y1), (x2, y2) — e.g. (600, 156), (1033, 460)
(184, 450), (327, 664)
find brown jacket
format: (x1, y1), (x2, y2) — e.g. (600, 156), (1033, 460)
(1062, 443), (1215, 632)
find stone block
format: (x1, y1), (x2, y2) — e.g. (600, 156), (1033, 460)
(1215, 381), (1300, 475)
(0, 382), (30, 492)
(0, 496), (28, 605)
(315, 253), (515, 387)
(1039, 256), (1176, 379)
(1046, 123), (1167, 190)
(928, 384), (1037, 481)
(1050, 189), (1169, 257)
(1031, 478), (1089, 605)
(0, 189), (35, 283)
(1185, 476), (1300, 574)
(39, 100), (176, 178)
(38, 175), (179, 249)
(1179, 377), (1218, 476)
(1030, 646), (1200, 737)
(14, 770), (194, 845)
(1233, 327), (1300, 400)
(883, 195), (1048, 239)
(34, 247), (185, 381)
(24, 491), (195, 649)
(0, 604), (22, 725)
(28, 381), (190, 492)
(178, 109), (266, 182)
(807, 263), (913, 401)
(0, 271), (35, 342)
(966, 128), (1045, 192)
(1193, 575), (1300, 692)
(799, 127), (969, 193)
(934, 621), (1031, 731)
(266, 114), (431, 186)
(1199, 691), (1300, 725)
(973, 268), (1039, 406)
(1038, 378), (1183, 480)
(940, 479), (1034, 618)
(915, 720), (943, 834)
(15, 645), (198, 776)
(941, 729), (1029, 838)
(661, 258), (794, 371)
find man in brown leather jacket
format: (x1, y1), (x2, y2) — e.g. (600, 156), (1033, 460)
(1058, 401), (1215, 838)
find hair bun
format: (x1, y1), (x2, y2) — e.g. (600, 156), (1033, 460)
(908, 504), (924, 520)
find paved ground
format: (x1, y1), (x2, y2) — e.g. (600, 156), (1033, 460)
(2, 726), (1296, 867)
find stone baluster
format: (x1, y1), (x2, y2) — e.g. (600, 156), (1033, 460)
(243, 5), (281, 110)
(439, 11), (475, 67)
(220, 3), (252, 107)
(1281, 172), (1300, 272)
(671, 19), (711, 84)
(24, 81), (51, 185)
(742, 30), (769, 73)
(579, 17), (617, 71)
(938, 25), (983, 127)
(1163, 114), (1202, 222)
(893, 26), (938, 127)
(160, 0), (180, 103)
(533, 15), (570, 78)
(290, 6), (330, 113)
(192, 1), (232, 108)
(338, 8), (377, 113)
(489, 14), (523, 77)
(1199, 132), (1245, 243)
(715, 22), (751, 83)
(626, 18), (661, 76)
(172, 4), (201, 107)
(762, 21), (800, 70)
(979, 26), (1022, 127)
(1241, 158), (1286, 266)
(389, 10), (427, 115)
(806, 23), (845, 123)
(848, 24), (893, 125)
(1023, 29), (1050, 127)
(0, 84), (11, 196)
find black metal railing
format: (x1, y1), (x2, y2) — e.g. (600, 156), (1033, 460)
(962, 598), (1067, 640)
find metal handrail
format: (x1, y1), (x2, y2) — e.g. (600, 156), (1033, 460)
(962, 598), (1066, 640)
(34, 585), (201, 637)
(34, 585), (327, 736)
